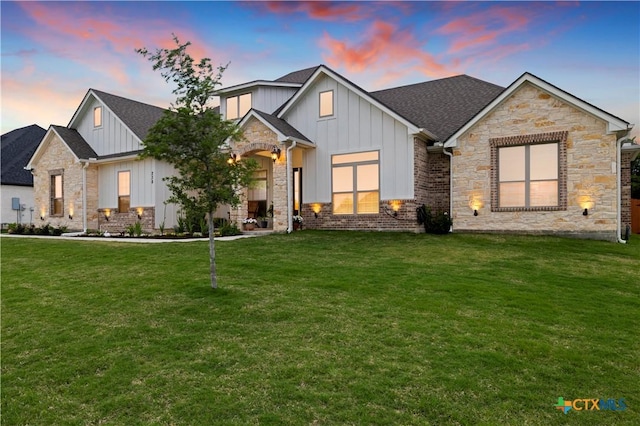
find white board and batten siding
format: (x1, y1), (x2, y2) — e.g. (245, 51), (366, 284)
(98, 158), (153, 209)
(283, 74), (414, 203)
(153, 160), (180, 228)
(75, 97), (142, 157)
(220, 86), (299, 118)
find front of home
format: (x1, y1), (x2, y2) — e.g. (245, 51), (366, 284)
(25, 65), (638, 240)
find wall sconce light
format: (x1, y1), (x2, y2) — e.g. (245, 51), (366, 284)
(136, 207), (144, 220)
(312, 203), (322, 219)
(389, 200), (402, 217)
(227, 153), (237, 165)
(40, 215), (45, 221)
(104, 209), (111, 221)
(271, 146), (281, 162)
(582, 208), (588, 216)
(474, 209), (478, 216)
(68, 214), (73, 220)
(578, 196), (594, 217)
(40, 208), (45, 221)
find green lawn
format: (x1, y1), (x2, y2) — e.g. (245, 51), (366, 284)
(2, 232), (638, 425)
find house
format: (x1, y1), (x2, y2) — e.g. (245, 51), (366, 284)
(1, 124), (46, 225)
(26, 90), (181, 232)
(26, 65), (638, 240)
(220, 65), (638, 241)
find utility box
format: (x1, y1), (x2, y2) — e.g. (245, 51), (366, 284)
(11, 198), (20, 211)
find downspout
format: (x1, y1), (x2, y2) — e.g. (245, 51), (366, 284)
(616, 134), (630, 244)
(286, 141), (297, 233)
(443, 147), (454, 233)
(82, 161), (89, 232)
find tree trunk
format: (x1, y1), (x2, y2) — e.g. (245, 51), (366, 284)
(208, 212), (217, 289)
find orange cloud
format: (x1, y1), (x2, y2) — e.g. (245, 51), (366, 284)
(260, 1), (370, 21)
(436, 5), (530, 54)
(321, 20), (457, 82)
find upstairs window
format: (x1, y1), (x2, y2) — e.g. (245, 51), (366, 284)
(332, 151), (379, 214)
(50, 173), (63, 216)
(226, 93), (252, 119)
(320, 90), (334, 117)
(93, 106), (102, 127)
(118, 171), (130, 213)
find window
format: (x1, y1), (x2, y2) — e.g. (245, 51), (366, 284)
(94, 106), (102, 127)
(491, 131), (567, 211)
(50, 173), (63, 216)
(293, 168), (302, 214)
(118, 171), (130, 213)
(226, 93), (252, 119)
(320, 90), (333, 117)
(332, 151), (379, 214)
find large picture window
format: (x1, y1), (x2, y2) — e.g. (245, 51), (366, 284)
(118, 171), (130, 213)
(491, 131), (567, 211)
(226, 93), (252, 120)
(332, 151), (379, 214)
(50, 173), (63, 216)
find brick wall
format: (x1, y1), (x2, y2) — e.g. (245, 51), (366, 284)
(97, 207), (155, 234)
(621, 151), (633, 233)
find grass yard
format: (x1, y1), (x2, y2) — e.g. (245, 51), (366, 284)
(1, 231), (639, 425)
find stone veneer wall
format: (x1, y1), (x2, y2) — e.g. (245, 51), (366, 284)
(32, 134), (99, 231)
(230, 117), (289, 232)
(452, 83), (619, 241)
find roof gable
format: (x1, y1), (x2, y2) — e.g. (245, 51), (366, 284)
(276, 65), (426, 137)
(238, 110), (313, 146)
(1, 124), (46, 186)
(444, 72), (632, 148)
(26, 125), (97, 169)
(68, 89), (167, 141)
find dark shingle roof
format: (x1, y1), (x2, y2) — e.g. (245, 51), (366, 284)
(253, 110), (311, 143)
(1, 124), (46, 186)
(274, 66), (320, 84)
(370, 75), (505, 141)
(90, 89), (167, 141)
(51, 125), (98, 160)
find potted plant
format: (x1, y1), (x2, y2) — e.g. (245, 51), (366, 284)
(292, 215), (303, 230)
(258, 215), (268, 228)
(242, 217), (258, 230)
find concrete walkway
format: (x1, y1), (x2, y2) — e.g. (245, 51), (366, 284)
(1, 231), (275, 243)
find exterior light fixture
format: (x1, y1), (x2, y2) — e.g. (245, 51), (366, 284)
(271, 146), (281, 162)
(40, 215), (45, 221)
(312, 203), (322, 219)
(227, 153), (237, 165)
(136, 207), (144, 220)
(389, 200), (402, 217)
(583, 208), (588, 216)
(104, 209), (111, 221)
(68, 214), (73, 220)
(474, 209), (478, 216)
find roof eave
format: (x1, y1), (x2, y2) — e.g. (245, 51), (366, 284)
(218, 80), (302, 94)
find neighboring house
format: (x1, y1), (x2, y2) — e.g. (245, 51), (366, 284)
(26, 90), (180, 232)
(220, 65), (638, 241)
(26, 65), (638, 240)
(1, 124), (46, 225)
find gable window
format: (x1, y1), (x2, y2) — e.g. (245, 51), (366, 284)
(50, 172), (63, 216)
(226, 93), (252, 120)
(118, 171), (130, 213)
(332, 151), (379, 214)
(93, 106), (102, 127)
(319, 90), (334, 117)
(491, 131), (567, 211)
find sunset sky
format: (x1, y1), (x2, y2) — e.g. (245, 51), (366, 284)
(1, 1), (638, 137)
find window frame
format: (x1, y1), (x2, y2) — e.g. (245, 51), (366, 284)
(319, 90), (334, 118)
(93, 106), (102, 128)
(49, 170), (64, 217)
(118, 170), (131, 213)
(490, 131), (568, 212)
(226, 93), (252, 120)
(331, 151), (380, 215)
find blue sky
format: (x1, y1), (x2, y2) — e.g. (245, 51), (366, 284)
(1, 1), (638, 136)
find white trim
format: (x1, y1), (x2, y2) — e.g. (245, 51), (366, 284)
(444, 72), (631, 148)
(217, 80), (302, 94)
(276, 66), (422, 135)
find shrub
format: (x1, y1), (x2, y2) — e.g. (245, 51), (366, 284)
(219, 222), (241, 237)
(416, 204), (452, 234)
